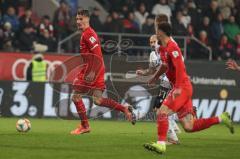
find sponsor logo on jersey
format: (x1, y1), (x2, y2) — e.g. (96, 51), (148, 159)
(89, 36), (96, 44)
(172, 51), (179, 58)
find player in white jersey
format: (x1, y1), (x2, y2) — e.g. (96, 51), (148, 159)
(136, 35), (180, 144)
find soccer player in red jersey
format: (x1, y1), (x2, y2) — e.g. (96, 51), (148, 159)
(70, 10), (136, 135)
(144, 22), (234, 154)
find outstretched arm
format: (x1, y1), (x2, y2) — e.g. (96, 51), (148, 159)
(136, 66), (157, 76)
(226, 59), (240, 72)
(147, 63), (168, 85)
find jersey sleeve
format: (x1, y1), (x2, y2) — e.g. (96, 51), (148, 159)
(159, 47), (168, 64)
(82, 32), (103, 81)
(83, 32), (100, 51)
(167, 45), (185, 88)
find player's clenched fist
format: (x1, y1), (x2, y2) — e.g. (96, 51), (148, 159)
(147, 76), (158, 86)
(136, 69), (145, 76)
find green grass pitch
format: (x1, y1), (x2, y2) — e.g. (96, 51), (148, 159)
(0, 118), (239, 159)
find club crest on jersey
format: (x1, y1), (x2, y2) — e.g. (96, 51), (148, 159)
(89, 36), (96, 44)
(172, 51), (179, 58)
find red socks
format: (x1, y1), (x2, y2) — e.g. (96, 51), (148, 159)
(73, 100), (89, 128)
(156, 113), (220, 141)
(73, 98), (126, 127)
(190, 117), (220, 132)
(98, 98), (126, 112)
(157, 113), (169, 141)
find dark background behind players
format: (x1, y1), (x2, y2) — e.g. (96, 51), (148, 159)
(0, 0), (240, 60)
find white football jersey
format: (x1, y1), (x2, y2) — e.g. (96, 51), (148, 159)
(149, 50), (160, 68)
(150, 42), (171, 89)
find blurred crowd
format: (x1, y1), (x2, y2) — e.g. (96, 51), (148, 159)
(0, 0), (74, 53)
(97, 0), (240, 60)
(1, 0), (240, 60)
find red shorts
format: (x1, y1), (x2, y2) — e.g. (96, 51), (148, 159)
(162, 84), (194, 119)
(72, 73), (105, 93)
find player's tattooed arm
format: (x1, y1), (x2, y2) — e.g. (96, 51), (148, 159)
(154, 63), (168, 79)
(136, 67), (157, 76)
(226, 59), (240, 72)
(148, 63), (168, 85)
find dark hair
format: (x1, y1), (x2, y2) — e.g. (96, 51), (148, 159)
(77, 9), (90, 17)
(155, 14), (168, 24)
(25, 23), (33, 28)
(43, 15), (50, 20)
(60, 0), (68, 5)
(157, 22), (172, 36)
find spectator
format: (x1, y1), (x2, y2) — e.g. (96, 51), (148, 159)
(217, 34), (234, 60)
(103, 15), (114, 32)
(204, 0), (220, 22)
(188, 30), (211, 59)
(27, 54), (47, 82)
(0, 27), (3, 49)
(218, 0), (235, 20)
(181, 7), (191, 28)
(38, 29), (56, 52)
(19, 8), (34, 31)
(187, 24), (195, 37)
(141, 15), (154, 34)
(187, 0), (199, 29)
(195, 0), (211, 11)
(235, 8), (240, 26)
(2, 6), (20, 32)
(0, 22), (15, 51)
(122, 12), (139, 33)
(2, 38), (14, 52)
(111, 11), (123, 33)
(90, 7), (103, 32)
(168, 0), (177, 11)
(119, 5), (130, 19)
(152, 0), (172, 23)
(234, 34), (240, 58)
(0, 9), (3, 26)
(198, 31), (211, 58)
(39, 15), (54, 37)
(123, 0), (136, 12)
(53, 0), (71, 40)
(198, 16), (211, 38)
(198, 30), (211, 47)
(172, 11), (187, 36)
(134, 3), (149, 30)
(18, 24), (37, 51)
(224, 15), (240, 43)
(210, 13), (224, 45)
(102, 15), (116, 41)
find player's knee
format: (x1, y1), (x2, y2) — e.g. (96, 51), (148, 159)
(180, 114), (195, 132)
(72, 94), (82, 102)
(157, 109), (166, 115)
(157, 110), (168, 121)
(157, 106), (170, 116)
(93, 96), (103, 105)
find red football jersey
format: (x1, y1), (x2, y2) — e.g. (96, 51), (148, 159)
(80, 27), (105, 78)
(159, 39), (190, 87)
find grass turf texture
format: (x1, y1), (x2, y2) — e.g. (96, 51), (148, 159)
(0, 118), (239, 159)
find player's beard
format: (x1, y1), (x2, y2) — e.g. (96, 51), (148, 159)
(158, 40), (162, 46)
(151, 45), (155, 51)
